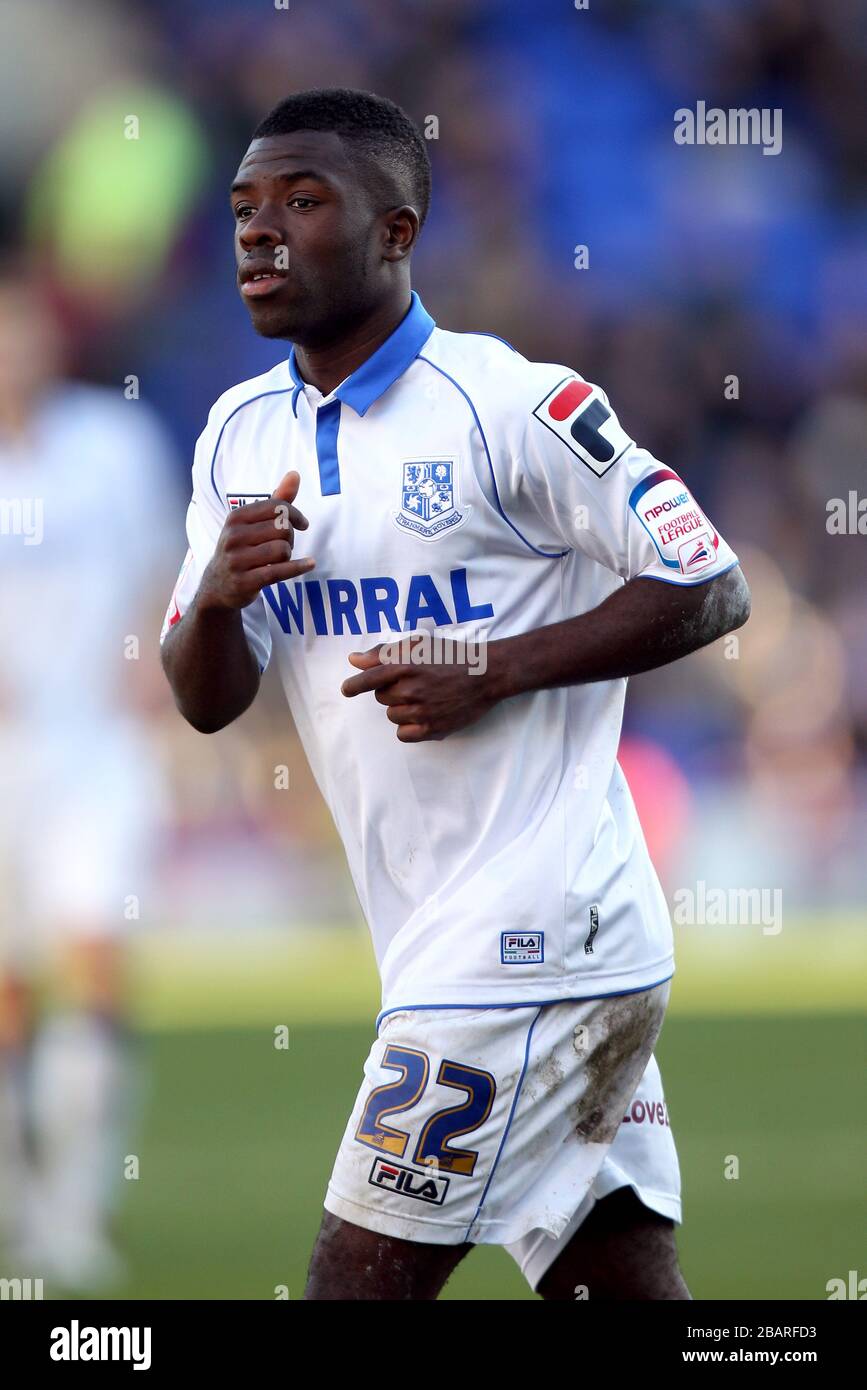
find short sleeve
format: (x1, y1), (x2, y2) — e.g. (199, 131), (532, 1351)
(520, 373), (738, 584)
(160, 408), (273, 671)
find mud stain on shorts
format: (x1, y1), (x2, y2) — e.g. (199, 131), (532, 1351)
(569, 986), (666, 1145)
(537, 1051), (566, 1096)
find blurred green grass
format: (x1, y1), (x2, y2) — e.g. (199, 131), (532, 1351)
(128, 918), (867, 1029)
(105, 1012), (864, 1300)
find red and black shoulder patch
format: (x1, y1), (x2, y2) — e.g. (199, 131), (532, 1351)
(532, 376), (633, 477)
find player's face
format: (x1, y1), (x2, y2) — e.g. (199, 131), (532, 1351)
(231, 131), (383, 344)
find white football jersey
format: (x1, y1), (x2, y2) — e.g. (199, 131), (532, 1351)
(0, 384), (180, 725)
(162, 294), (738, 1016)
(0, 385), (179, 939)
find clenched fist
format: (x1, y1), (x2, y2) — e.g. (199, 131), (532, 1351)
(198, 470), (314, 611)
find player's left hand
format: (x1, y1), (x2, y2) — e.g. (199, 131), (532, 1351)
(340, 639), (500, 742)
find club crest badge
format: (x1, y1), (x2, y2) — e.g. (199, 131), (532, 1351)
(393, 458), (469, 541)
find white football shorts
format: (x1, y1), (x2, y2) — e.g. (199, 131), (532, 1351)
(0, 720), (164, 966)
(324, 979), (681, 1289)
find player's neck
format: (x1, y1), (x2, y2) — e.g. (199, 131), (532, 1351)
(292, 290), (413, 397)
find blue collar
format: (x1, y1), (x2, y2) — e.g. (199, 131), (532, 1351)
(287, 291), (435, 418)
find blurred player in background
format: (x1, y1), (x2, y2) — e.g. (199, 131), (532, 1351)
(0, 259), (179, 1288)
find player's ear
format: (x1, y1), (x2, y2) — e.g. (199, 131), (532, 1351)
(381, 206), (419, 261)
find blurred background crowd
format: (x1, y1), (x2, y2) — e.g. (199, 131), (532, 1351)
(0, 0), (863, 1300)
(2, 0), (864, 931)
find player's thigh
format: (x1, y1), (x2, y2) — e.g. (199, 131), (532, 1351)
(305, 1209), (472, 1301)
(537, 1187), (689, 1301)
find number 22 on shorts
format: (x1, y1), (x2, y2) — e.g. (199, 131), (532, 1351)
(354, 1044), (496, 1176)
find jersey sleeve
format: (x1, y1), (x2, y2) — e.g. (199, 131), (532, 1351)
(160, 407), (273, 672)
(519, 373), (738, 584)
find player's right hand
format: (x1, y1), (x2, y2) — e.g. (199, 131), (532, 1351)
(198, 470), (314, 611)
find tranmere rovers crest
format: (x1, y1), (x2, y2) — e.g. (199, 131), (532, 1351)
(393, 458), (468, 540)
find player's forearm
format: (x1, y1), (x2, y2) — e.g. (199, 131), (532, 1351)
(160, 594), (261, 733)
(488, 565), (751, 700)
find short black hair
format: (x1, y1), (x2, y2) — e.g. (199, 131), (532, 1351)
(252, 88), (432, 229)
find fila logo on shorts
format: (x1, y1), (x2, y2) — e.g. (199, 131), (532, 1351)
(368, 1158), (450, 1205)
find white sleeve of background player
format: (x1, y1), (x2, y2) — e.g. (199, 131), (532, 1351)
(523, 373), (738, 584)
(159, 409), (273, 671)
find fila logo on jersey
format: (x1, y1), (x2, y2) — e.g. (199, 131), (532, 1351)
(393, 457), (468, 541)
(629, 469), (719, 576)
(369, 1158), (450, 1205)
(532, 377), (633, 477)
(501, 931), (544, 964)
(227, 493), (270, 510)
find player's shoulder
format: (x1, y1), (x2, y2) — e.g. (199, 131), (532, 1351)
(423, 326), (636, 478)
(421, 325), (593, 428)
(204, 359), (294, 436)
(47, 384), (175, 464)
(50, 382), (162, 430)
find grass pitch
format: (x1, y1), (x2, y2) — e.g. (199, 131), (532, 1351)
(104, 1012), (862, 1300)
